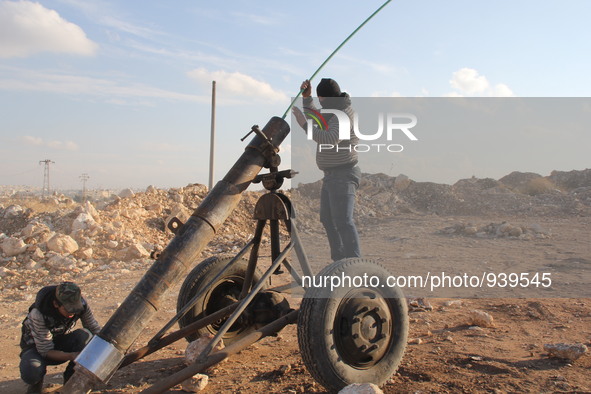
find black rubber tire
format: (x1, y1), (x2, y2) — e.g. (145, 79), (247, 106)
(297, 258), (408, 392)
(177, 256), (266, 344)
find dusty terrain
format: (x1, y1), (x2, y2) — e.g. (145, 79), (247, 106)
(1, 170), (590, 393)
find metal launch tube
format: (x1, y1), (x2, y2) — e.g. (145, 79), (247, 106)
(62, 117), (290, 393)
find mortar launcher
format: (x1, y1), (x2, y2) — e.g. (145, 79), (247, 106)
(62, 117), (409, 394)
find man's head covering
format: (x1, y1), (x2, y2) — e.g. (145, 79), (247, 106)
(55, 282), (84, 314)
(316, 78), (341, 97)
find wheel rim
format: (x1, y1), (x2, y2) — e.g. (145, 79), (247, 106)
(201, 276), (247, 337)
(333, 289), (393, 369)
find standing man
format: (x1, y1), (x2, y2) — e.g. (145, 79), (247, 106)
(292, 78), (361, 261)
(20, 282), (101, 393)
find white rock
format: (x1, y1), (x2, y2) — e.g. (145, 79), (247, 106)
(180, 374), (208, 392)
(133, 208), (146, 218)
(47, 234), (79, 254)
(72, 212), (96, 234)
(509, 227), (523, 237)
(0, 267), (17, 278)
(464, 226), (478, 235)
(394, 174), (411, 191)
(170, 192), (184, 203)
(185, 334), (224, 366)
(77, 247), (93, 259)
(32, 247), (45, 260)
(468, 310), (494, 327)
(38, 231), (54, 244)
(497, 222), (513, 236)
(119, 209), (134, 219)
(24, 260), (39, 270)
(3, 205), (23, 218)
(127, 243), (150, 259)
(544, 343), (588, 361)
(83, 200), (100, 220)
(46, 197), (59, 206)
(119, 188), (135, 198)
(46, 255), (77, 271)
(1, 237), (27, 257)
(338, 383), (384, 394)
(107, 240), (119, 249)
(22, 222), (50, 238)
(146, 203), (163, 214)
(115, 249), (128, 260)
(185, 184), (208, 195)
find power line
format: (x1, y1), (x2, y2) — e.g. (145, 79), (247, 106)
(209, 80), (216, 191)
(80, 173), (90, 202)
(39, 159), (55, 198)
(1, 167), (39, 177)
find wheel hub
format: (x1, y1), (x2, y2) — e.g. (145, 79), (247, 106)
(334, 290), (392, 368)
(205, 278), (248, 335)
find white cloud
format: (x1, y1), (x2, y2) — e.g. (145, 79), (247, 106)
(443, 91), (463, 98)
(187, 68), (287, 103)
(232, 11), (280, 26)
(492, 83), (514, 97)
(0, 66), (205, 104)
(21, 136), (79, 151)
(450, 68), (489, 94)
(47, 140), (78, 150)
(22, 135), (43, 145)
(370, 91), (403, 97)
(337, 54), (396, 75)
(448, 68), (515, 97)
(54, 0), (165, 41)
(0, 0), (98, 58)
(101, 15), (162, 40)
(139, 141), (194, 153)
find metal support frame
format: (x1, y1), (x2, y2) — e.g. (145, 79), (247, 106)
(119, 303), (238, 368)
(141, 310), (299, 394)
(112, 170), (314, 394)
(196, 240), (294, 362)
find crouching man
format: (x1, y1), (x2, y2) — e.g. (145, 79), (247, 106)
(19, 282), (101, 393)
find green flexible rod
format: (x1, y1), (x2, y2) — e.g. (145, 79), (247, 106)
(281, 0), (393, 119)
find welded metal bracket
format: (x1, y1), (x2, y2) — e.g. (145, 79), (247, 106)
(167, 217), (184, 234)
(242, 125), (281, 168)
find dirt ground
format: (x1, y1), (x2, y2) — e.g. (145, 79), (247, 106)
(1, 213), (590, 393)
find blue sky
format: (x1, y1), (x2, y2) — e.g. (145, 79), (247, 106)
(1, 0), (590, 191)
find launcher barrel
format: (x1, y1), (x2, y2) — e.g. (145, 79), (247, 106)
(62, 117), (290, 393)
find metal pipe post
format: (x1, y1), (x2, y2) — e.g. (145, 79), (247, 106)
(208, 80), (216, 191)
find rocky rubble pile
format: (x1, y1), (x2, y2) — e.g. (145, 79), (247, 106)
(437, 221), (551, 240)
(0, 185), (267, 292)
(1, 168), (590, 293)
(292, 169), (591, 232)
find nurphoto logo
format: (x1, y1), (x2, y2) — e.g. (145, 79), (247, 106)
(305, 108), (418, 153)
